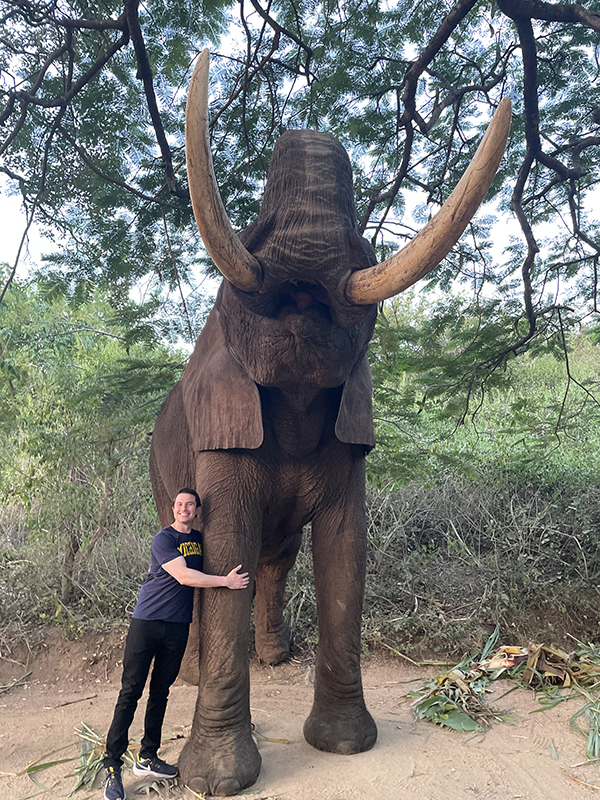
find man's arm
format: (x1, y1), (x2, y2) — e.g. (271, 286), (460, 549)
(162, 557), (250, 589)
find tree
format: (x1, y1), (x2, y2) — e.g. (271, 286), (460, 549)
(1, 0), (600, 420)
(0, 270), (185, 604)
(368, 291), (600, 484)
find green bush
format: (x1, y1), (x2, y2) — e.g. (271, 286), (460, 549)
(2, 281), (600, 659)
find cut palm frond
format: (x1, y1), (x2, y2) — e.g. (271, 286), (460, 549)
(410, 628), (600, 760)
(68, 725), (189, 795)
(134, 777), (182, 796)
(68, 724), (107, 796)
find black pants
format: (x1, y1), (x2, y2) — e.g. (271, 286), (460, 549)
(104, 618), (189, 769)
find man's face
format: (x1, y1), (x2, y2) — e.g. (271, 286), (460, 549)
(172, 493), (199, 525)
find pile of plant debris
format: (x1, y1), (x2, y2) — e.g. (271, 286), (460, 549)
(410, 629), (600, 760)
(5, 718), (289, 797)
(1, 724), (186, 797)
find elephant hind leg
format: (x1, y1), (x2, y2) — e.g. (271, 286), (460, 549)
(254, 560), (295, 665)
(254, 528), (303, 665)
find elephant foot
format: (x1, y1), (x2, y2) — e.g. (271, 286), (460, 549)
(255, 623), (290, 666)
(303, 701), (377, 755)
(179, 725), (261, 797)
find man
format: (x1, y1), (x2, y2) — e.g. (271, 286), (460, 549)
(103, 488), (249, 800)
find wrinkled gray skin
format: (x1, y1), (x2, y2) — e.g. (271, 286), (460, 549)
(150, 129), (380, 796)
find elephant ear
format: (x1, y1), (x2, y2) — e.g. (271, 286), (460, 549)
(335, 355), (375, 452)
(151, 383), (197, 522)
(181, 298), (263, 451)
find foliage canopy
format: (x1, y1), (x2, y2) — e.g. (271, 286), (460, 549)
(1, 0), (600, 421)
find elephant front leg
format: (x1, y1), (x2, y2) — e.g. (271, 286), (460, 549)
(179, 577), (261, 796)
(179, 457), (263, 796)
(303, 460), (377, 755)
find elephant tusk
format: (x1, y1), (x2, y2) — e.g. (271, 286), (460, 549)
(186, 48), (263, 293)
(344, 97), (512, 306)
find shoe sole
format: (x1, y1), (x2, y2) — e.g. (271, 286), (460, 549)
(132, 765), (178, 779)
(104, 789), (126, 800)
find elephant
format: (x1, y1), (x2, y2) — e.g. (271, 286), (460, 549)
(149, 48), (511, 796)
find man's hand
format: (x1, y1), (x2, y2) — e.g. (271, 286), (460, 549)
(225, 565), (250, 590)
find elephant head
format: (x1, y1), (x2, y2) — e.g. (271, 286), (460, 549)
(179, 49), (510, 454)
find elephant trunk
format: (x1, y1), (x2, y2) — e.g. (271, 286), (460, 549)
(186, 49), (511, 306)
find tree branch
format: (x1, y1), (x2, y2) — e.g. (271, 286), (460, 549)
(122, 0), (187, 200)
(57, 125), (182, 207)
(248, 0), (313, 79)
(1, 102), (67, 302)
(495, 0), (600, 31)
(9, 25), (129, 110)
(400, 0), (481, 119)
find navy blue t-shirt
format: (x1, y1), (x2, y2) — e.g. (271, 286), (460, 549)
(132, 525), (203, 624)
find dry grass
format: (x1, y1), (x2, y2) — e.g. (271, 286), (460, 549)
(286, 476), (600, 658)
(2, 472), (600, 661)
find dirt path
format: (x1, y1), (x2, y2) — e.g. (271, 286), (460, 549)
(1, 637), (598, 800)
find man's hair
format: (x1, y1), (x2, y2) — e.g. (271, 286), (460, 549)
(173, 487), (201, 508)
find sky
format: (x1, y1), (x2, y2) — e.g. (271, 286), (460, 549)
(0, 191), (45, 274)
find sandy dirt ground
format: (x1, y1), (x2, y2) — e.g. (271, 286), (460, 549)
(1, 630), (599, 800)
